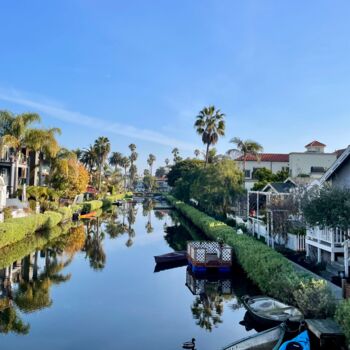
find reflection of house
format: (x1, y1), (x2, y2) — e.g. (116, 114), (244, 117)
(306, 146), (350, 265)
(235, 141), (338, 190)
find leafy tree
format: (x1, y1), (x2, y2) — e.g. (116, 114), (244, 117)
(252, 167), (290, 191)
(155, 166), (166, 178)
(143, 175), (156, 191)
(302, 185), (350, 231)
(167, 159), (204, 187)
(147, 154), (156, 175)
(190, 160), (243, 216)
(194, 106), (225, 166)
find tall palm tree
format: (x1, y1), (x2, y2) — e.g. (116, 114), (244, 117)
(171, 148), (181, 163)
(165, 158), (170, 167)
(147, 154), (156, 176)
(25, 127), (61, 185)
(109, 151), (123, 171)
(129, 150), (138, 187)
(119, 156), (130, 190)
(81, 145), (97, 172)
(0, 111), (41, 192)
(93, 137), (111, 191)
(194, 106), (225, 166)
(227, 137), (263, 183)
(194, 149), (201, 159)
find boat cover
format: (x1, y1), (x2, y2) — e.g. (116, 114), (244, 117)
(278, 330), (310, 350)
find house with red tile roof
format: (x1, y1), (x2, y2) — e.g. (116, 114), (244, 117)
(234, 141), (338, 189)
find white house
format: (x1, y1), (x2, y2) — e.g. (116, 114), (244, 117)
(305, 145), (350, 270)
(235, 141), (338, 190)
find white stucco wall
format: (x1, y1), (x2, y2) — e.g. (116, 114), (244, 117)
(289, 153), (336, 178)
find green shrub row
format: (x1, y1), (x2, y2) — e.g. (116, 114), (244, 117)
(335, 299), (350, 342)
(0, 222), (72, 270)
(166, 195), (336, 319)
(81, 200), (103, 214)
(57, 207), (73, 222)
(0, 211), (69, 249)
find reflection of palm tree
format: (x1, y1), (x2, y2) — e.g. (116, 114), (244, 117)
(191, 286), (224, 331)
(0, 307), (30, 334)
(83, 218), (106, 270)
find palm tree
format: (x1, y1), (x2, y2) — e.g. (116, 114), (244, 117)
(25, 127), (61, 185)
(93, 137), (111, 191)
(81, 145), (97, 172)
(120, 156), (130, 190)
(194, 149), (201, 159)
(147, 154), (156, 176)
(227, 137), (263, 182)
(128, 143), (136, 152)
(0, 111), (41, 192)
(109, 151), (123, 171)
(129, 151), (138, 187)
(194, 106), (225, 166)
(165, 158), (170, 167)
(171, 148), (181, 163)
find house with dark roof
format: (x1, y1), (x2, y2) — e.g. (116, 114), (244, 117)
(261, 180), (296, 194)
(234, 140), (338, 189)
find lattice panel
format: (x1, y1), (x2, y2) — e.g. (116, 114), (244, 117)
(221, 280), (232, 294)
(221, 248), (232, 262)
(195, 248), (206, 262)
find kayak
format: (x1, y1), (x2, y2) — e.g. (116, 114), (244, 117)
(79, 211), (97, 219)
(278, 330), (310, 350)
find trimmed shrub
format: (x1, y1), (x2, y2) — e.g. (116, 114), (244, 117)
(43, 211), (63, 229)
(57, 207), (73, 222)
(335, 299), (350, 341)
(81, 200), (103, 214)
(166, 195), (336, 318)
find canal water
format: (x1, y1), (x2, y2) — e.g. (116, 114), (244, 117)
(0, 202), (260, 350)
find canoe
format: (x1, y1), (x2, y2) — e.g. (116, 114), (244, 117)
(279, 330), (310, 350)
(79, 211), (97, 219)
(154, 251), (187, 264)
(242, 295), (303, 327)
(222, 323), (286, 350)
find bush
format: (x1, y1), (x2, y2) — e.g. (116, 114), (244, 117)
(166, 195), (336, 317)
(57, 207), (73, 222)
(81, 200), (103, 214)
(43, 211), (63, 229)
(3, 207), (12, 220)
(335, 299), (350, 341)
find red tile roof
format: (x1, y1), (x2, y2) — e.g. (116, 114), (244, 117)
(305, 140), (326, 147)
(236, 153), (289, 162)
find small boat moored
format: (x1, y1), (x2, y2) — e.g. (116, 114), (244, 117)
(242, 295), (303, 328)
(79, 211), (97, 219)
(279, 330), (310, 350)
(154, 251), (187, 265)
(222, 323), (286, 350)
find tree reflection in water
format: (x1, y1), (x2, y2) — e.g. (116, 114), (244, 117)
(142, 199), (154, 234)
(0, 307), (30, 335)
(126, 203), (138, 247)
(84, 217), (106, 270)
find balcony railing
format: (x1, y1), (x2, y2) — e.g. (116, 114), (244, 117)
(307, 226), (348, 245)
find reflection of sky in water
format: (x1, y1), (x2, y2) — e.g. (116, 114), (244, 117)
(1, 204), (258, 350)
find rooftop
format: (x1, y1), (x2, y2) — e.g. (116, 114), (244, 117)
(305, 140), (326, 147)
(236, 153), (289, 162)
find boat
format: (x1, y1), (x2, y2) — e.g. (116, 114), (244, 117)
(242, 295), (303, 327)
(222, 323), (286, 350)
(278, 330), (310, 350)
(154, 251), (187, 264)
(154, 260), (188, 273)
(79, 211), (97, 219)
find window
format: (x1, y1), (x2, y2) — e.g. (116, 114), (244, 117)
(244, 170), (251, 178)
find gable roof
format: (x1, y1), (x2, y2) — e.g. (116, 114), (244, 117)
(320, 145), (350, 185)
(262, 181), (296, 193)
(236, 153), (289, 162)
(305, 140), (326, 147)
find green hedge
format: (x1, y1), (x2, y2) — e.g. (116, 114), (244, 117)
(336, 299), (350, 341)
(57, 207), (73, 222)
(0, 210), (69, 249)
(167, 195), (336, 319)
(0, 222), (72, 270)
(81, 200), (103, 214)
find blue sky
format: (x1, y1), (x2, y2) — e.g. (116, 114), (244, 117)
(1, 1), (350, 171)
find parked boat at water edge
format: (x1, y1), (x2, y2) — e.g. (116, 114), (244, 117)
(221, 323), (286, 350)
(154, 250), (187, 264)
(242, 295), (303, 327)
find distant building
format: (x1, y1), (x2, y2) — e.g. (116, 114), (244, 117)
(235, 140), (338, 190)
